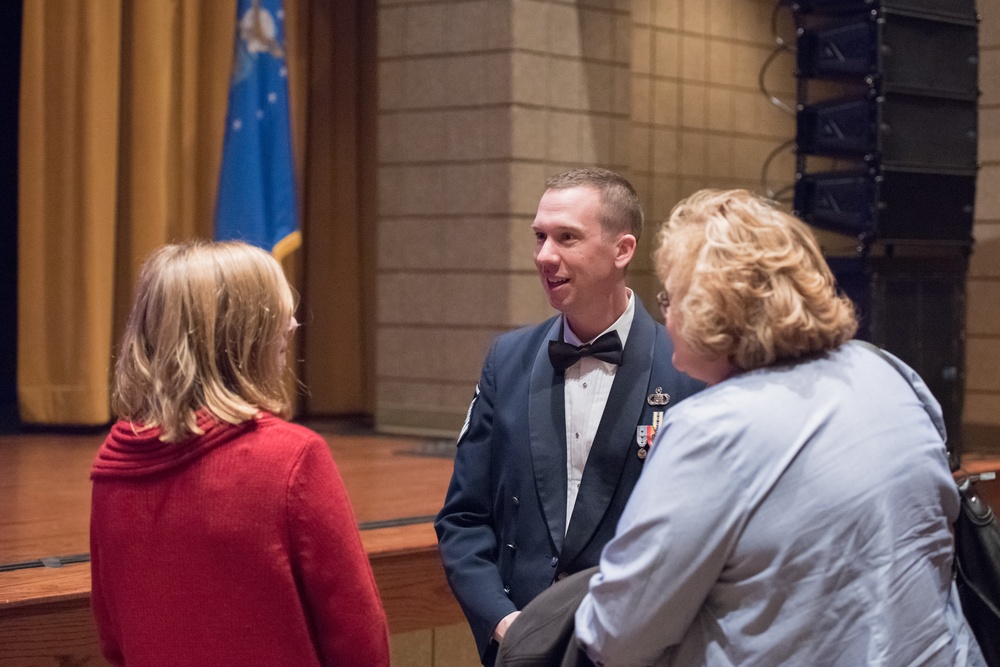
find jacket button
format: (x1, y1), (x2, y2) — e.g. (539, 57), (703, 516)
(506, 542), (516, 551)
(504, 585), (510, 594)
(550, 556), (558, 567)
(512, 495), (519, 506)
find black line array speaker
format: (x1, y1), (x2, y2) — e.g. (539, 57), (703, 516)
(796, 94), (977, 170)
(788, 0), (980, 463)
(792, 0), (975, 23)
(829, 251), (967, 465)
(796, 10), (978, 98)
(795, 168), (975, 242)
(791, 1), (978, 242)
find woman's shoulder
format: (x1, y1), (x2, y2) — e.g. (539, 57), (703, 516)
(241, 415), (331, 462)
(662, 349), (857, 439)
(253, 413), (325, 439)
(666, 369), (784, 422)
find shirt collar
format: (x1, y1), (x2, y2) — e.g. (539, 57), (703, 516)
(563, 289), (634, 350)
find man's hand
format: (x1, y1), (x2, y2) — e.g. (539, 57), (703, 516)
(492, 611), (522, 642)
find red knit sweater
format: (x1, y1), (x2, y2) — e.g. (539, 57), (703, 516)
(90, 413), (390, 666)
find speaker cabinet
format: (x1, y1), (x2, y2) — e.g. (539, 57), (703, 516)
(793, 0), (977, 467)
(795, 168), (975, 242)
(828, 250), (967, 464)
(797, 11), (978, 100)
(790, 0), (976, 23)
(797, 94), (977, 169)
(793, 1), (979, 244)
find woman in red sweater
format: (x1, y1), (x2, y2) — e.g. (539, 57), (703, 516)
(90, 241), (390, 666)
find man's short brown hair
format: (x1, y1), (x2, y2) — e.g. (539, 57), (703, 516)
(545, 167), (643, 241)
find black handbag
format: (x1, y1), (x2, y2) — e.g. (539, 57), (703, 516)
(955, 473), (1000, 666)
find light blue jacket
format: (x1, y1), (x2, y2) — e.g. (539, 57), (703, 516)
(577, 343), (985, 666)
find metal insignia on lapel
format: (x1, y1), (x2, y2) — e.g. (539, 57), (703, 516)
(647, 387), (670, 406)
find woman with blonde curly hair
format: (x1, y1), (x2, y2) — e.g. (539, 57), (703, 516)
(574, 190), (984, 665)
(90, 241), (390, 666)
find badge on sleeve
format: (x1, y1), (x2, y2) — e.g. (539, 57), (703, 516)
(457, 383), (480, 443)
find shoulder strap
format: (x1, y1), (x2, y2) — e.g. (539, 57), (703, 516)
(852, 342), (1000, 628)
(850, 340), (947, 443)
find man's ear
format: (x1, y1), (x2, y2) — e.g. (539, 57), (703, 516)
(614, 234), (637, 269)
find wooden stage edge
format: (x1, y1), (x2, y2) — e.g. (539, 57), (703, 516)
(0, 426), (464, 665)
(0, 530), (464, 665)
(0, 523), (463, 630)
(3, 428), (1000, 665)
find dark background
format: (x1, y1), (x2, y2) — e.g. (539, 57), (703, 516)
(0, 1), (23, 432)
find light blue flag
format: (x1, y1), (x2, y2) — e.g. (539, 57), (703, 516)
(215, 0), (300, 260)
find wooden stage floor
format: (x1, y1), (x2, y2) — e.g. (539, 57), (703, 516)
(0, 423), (464, 665)
(3, 424), (999, 666)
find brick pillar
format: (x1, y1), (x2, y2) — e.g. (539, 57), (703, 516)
(375, 0), (632, 434)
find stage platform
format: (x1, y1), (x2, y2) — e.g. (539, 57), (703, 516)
(3, 423), (999, 666)
(0, 422), (465, 666)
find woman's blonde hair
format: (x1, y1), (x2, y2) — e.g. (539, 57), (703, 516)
(655, 189), (857, 372)
(113, 241), (295, 442)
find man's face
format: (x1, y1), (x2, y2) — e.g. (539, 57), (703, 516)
(531, 187), (633, 330)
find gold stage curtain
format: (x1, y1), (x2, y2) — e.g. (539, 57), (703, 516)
(18, 0), (372, 426)
(19, 1), (126, 425)
(19, 0), (237, 425)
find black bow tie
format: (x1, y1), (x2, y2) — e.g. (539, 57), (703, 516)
(548, 330), (623, 372)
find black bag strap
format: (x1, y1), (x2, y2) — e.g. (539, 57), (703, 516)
(851, 340), (947, 441)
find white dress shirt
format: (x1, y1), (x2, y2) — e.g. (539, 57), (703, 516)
(563, 291), (634, 531)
